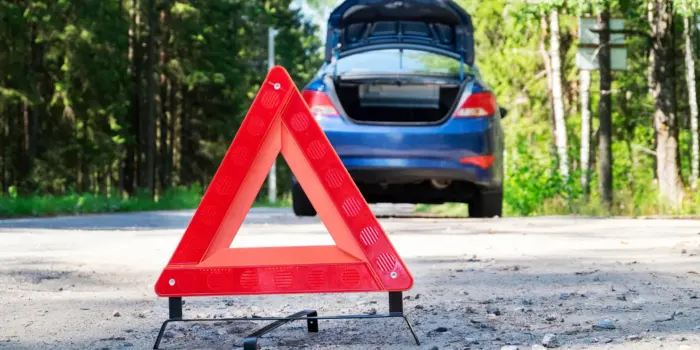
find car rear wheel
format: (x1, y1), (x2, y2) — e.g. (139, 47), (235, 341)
(291, 179), (317, 217)
(468, 189), (502, 218)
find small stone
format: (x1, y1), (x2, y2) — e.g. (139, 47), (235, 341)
(112, 311), (121, 317)
(487, 314), (499, 322)
(655, 312), (676, 322)
(679, 337), (688, 341)
(617, 295), (627, 301)
(626, 335), (642, 341)
(465, 306), (477, 314)
(121, 342), (134, 348)
(415, 305), (425, 310)
(542, 333), (559, 348)
(582, 338), (598, 344)
(163, 331), (176, 339)
(520, 297), (534, 305)
(545, 314), (558, 322)
(655, 336), (666, 341)
(593, 320), (616, 330)
(486, 306), (502, 315)
(600, 338), (613, 344)
(456, 269), (465, 272)
(365, 308), (377, 315)
(464, 337), (478, 344)
(460, 290), (470, 296)
(434, 327), (448, 333)
(58, 287), (63, 292)
(136, 312), (146, 319)
(682, 249), (687, 254)
(559, 293), (570, 300)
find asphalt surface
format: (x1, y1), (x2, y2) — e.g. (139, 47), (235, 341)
(1, 207), (700, 350)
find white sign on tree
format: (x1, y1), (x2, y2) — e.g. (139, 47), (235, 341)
(576, 17), (627, 71)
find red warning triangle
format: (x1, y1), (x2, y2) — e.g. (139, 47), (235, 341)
(155, 66), (413, 296)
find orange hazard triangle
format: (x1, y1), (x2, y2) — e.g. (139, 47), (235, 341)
(154, 66), (413, 297)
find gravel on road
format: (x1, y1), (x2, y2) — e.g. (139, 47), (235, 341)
(1, 207), (699, 350)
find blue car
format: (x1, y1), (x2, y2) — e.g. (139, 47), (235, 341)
(292, 0), (506, 218)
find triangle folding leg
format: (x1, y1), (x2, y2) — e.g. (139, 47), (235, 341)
(154, 66), (413, 297)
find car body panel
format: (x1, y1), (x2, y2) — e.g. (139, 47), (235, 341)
(314, 113), (503, 188)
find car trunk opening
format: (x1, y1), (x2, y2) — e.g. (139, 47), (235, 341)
(325, 0), (475, 66)
(332, 79), (462, 124)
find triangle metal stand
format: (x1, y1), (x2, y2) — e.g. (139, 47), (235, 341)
(153, 292), (420, 349)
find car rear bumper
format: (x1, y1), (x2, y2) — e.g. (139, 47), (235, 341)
(341, 157), (497, 188)
(317, 116), (503, 189)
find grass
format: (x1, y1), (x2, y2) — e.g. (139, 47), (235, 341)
(4, 183), (699, 219)
(0, 186), (290, 219)
(416, 188), (700, 218)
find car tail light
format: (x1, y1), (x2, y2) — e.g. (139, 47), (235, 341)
(302, 90), (339, 117)
(459, 155), (495, 168)
(453, 92), (497, 118)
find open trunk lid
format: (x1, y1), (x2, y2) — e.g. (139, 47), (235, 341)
(324, 0), (475, 66)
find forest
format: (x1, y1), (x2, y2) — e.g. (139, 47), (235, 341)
(1, 0), (699, 217)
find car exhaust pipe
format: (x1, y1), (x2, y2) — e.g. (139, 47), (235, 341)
(430, 179), (452, 189)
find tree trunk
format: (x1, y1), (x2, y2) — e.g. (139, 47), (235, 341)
(649, 0), (685, 206)
(598, 9), (614, 210)
(579, 69), (592, 197)
(550, 9), (569, 177)
(179, 84), (190, 185)
(540, 12), (558, 162)
(124, 0), (141, 194)
(158, 8), (169, 191)
(684, 15), (699, 190)
(0, 107), (5, 193)
(21, 100), (31, 184)
(168, 80), (177, 186)
(144, 0), (157, 195)
(27, 23), (40, 177)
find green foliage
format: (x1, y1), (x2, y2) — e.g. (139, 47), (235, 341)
(0, 185), (290, 218)
(674, 0), (700, 16)
(2, 0), (699, 218)
(0, 0), (322, 200)
(413, 0), (700, 217)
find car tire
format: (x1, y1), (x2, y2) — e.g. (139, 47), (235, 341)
(468, 189), (503, 218)
(291, 180), (317, 217)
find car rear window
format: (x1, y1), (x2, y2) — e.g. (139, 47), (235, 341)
(327, 49), (464, 76)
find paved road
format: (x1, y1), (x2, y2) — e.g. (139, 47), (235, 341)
(1, 208), (699, 349)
